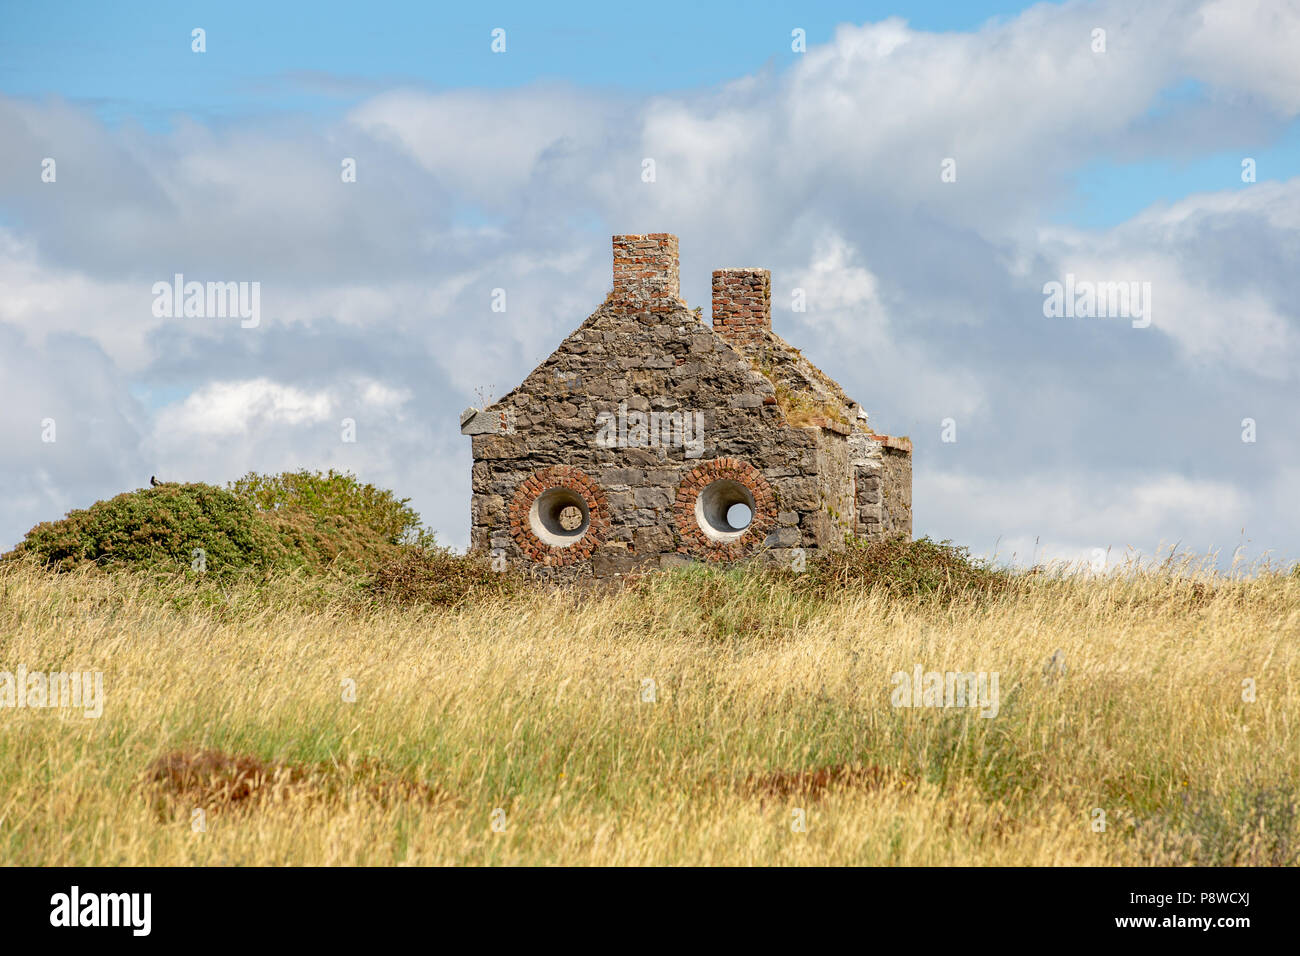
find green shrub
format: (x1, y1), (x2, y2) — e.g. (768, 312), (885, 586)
(229, 469), (434, 548)
(6, 483), (286, 576)
(792, 534), (1016, 603)
(5, 471), (429, 578)
(368, 548), (525, 608)
(261, 506), (403, 575)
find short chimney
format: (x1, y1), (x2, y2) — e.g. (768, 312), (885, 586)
(612, 233), (681, 312)
(711, 268), (771, 344)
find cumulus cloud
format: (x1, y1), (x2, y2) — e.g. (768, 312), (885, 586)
(1039, 179), (1300, 376)
(153, 380), (336, 438)
(0, 0), (1296, 563)
(921, 468), (1252, 565)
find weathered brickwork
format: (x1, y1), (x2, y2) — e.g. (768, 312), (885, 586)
(712, 268), (771, 346)
(508, 465), (609, 566)
(612, 233), (682, 310)
(462, 234), (912, 580)
(673, 458), (777, 561)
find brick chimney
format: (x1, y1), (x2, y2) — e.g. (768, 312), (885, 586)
(711, 268), (771, 344)
(612, 233), (681, 313)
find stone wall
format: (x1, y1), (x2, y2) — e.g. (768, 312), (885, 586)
(812, 429), (856, 548)
(880, 441), (913, 537)
(468, 303), (826, 577)
(466, 233), (912, 579)
(850, 434), (913, 541)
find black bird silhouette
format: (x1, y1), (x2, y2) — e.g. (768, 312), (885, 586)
(150, 476), (161, 487)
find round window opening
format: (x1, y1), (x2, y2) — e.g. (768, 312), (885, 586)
(696, 479), (757, 543)
(529, 487), (591, 547)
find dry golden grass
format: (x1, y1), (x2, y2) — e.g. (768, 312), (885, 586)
(0, 558), (1296, 865)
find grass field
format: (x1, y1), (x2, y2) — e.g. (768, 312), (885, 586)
(1, 557), (1296, 866)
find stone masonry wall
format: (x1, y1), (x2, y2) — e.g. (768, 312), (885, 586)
(851, 435), (913, 541)
(880, 442), (913, 537)
(466, 233), (911, 579)
(812, 429), (857, 548)
(469, 295), (827, 577)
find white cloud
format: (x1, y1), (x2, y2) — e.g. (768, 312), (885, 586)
(921, 469), (1252, 566)
(348, 87), (618, 205)
(793, 233), (886, 320)
(1038, 178), (1300, 376)
(1182, 0), (1300, 113)
(153, 380), (335, 439)
(1, 0), (1298, 563)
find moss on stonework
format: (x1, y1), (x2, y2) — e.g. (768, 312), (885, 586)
(780, 385), (849, 427)
(754, 351), (851, 428)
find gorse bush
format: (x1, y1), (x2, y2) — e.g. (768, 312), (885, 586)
(7, 483), (286, 575)
(260, 506), (403, 575)
(229, 469), (434, 548)
(5, 470), (425, 577)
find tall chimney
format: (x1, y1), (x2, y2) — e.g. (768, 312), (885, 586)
(711, 268), (771, 344)
(612, 233), (681, 313)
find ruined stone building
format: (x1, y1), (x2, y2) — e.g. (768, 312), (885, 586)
(460, 234), (911, 577)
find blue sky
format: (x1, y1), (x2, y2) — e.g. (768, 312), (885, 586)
(2, 0), (1298, 566)
(5, 2), (1295, 229)
(1, 1), (1039, 102)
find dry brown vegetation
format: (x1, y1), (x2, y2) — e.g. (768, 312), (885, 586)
(143, 750), (449, 816)
(0, 553), (1297, 865)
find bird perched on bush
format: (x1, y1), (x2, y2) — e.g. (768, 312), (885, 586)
(150, 476), (161, 487)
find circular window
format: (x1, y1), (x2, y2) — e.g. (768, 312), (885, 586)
(529, 487), (591, 546)
(674, 458), (776, 559)
(508, 466), (607, 566)
(695, 479), (756, 543)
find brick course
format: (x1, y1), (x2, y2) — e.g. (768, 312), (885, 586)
(507, 465), (609, 566)
(673, 458), (777, 561)
(711, 268), (771, 345)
